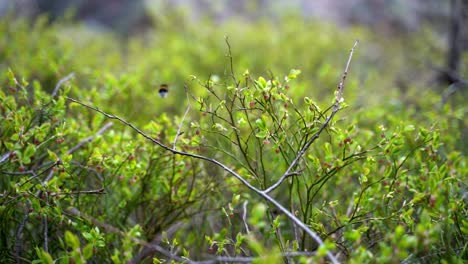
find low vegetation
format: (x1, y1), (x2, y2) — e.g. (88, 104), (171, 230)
(0, 14), (466, 263)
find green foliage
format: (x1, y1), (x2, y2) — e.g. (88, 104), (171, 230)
(0, 12), (466, 263)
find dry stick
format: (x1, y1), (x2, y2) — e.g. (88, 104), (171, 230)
(264, 40), (359, 195)
(51, 72), (75, 98)
(49, 188), (105, 197)
(67, 122), (113, 154)
(66, 97), (340, 264)
(43, 214), (48, 253)
(14, 204), (30, 264)
(242, 200), (250, 233)
(173, 86), (191, 149)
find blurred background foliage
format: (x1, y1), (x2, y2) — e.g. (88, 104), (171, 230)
(0, 0), (466, 263)
(1, 0), (465, 123)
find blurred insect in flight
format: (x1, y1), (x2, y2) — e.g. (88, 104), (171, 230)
(159, 84), (169, 98)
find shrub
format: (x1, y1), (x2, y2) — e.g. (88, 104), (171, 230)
(0, 14), (466, 263)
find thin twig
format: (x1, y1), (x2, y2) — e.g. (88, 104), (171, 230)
(173, 85), (191, 149)
(264, 40), (359, 194)
(67, 97), (340, 264)
(15, 203), (31, 264)
(67, 122), (113, 154)
(0, 151), (11, 164)
(51, 73), (75, 98)
(225, 36), (240, 87)
(242, 200), (250, 233)
(18, 161), (59, 188)
(48, 188), (106, 197)
(43, 214), (48, 253)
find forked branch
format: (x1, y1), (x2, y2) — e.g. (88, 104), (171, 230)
(65, 41), (360, 264)
(66, 98), (339, 263)
(264, 40), (359, 194)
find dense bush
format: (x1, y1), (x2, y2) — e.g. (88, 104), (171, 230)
(0, 13), (466, 263)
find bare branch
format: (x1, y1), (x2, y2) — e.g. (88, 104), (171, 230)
(67, 122), (113, 154)
(15, 203), (31, 264)
(264, 40), (359, 194)
(43, 214), (48, 253)
(224, 36), (240, 87)
(67, 97), (339, 264)
(49, 188), (105, 197)
(0, 151), (11, 164)
(242, 200), (250, 233)
(52, 72), (75, 98)
(173, 85), (191, 149)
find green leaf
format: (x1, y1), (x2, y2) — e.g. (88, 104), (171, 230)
(255, 76), (267, 89)
(288, 69), (301, 79)
(212, 123), (227, 132)
(272, 216), (280, 229)
(34, 247), (53, 264)
(250, 203), (267, 223)
(344, 229), (361, 242)
(65, 231), (80, 249)
(7, 68), (17, 87)
(47, 149), (58, 162)
(83, 244), (94, 260)
(82, 231), (92, 241)
(235, 232), (244, 248)
(11, 133), (19, 141)
(24, 143), (36, 159)
(232, 194), (241, 204)
(363, 167), (370, 176)
(324, 142), (332, 157)
(360, 175), (368, 183)
(404, 125), (415, 132)
(255, 131), (268, 138)
(255, 118), (266, 130)
(21, 156), (31, 165)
